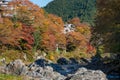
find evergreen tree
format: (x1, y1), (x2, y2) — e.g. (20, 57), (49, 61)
(44, 0), (96, 25)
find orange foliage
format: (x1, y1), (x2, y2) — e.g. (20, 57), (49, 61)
(0, 18), (22, 47)
(0, 0), (95, 54)
(86, 43), (96, 54)
(39, 14), (66, 51)
(41, 32), (56, 51)
(66, 18), (93, 53)
(68, 17), (81, 26)
(66, 31), (87, 50)
(20, 25), (34, 49)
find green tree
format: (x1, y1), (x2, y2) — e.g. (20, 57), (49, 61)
(44, 0), (96, 25)
(33, 30), (41, 52)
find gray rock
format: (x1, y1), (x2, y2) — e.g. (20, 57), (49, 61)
(70, 68), (108, 80)
(41, 67), (65, 80)
(44, 66), (53, 71)
(0, 66), (6, 73)
(5, 59), (27, 75)
(75, 67), (87, 75)
(27, 60), (66, 80)
(26, 68), (66, 80)
(0, 59), (108, 80)
(26, 71), (43, 78)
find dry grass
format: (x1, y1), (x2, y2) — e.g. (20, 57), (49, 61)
(46, 51), (96, 62)
(0, 74), (24, 80)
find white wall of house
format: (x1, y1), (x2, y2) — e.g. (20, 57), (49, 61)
(63, 24), (75, 34)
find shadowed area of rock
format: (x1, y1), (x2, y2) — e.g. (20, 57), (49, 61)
(0, 58), (110, 80)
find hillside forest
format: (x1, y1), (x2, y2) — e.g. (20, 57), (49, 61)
(0, 0), (119, 64)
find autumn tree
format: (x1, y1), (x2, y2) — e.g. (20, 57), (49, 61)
(66, 32), (86, 52)
(0, 18), (22, 49)
(19, 24), (34, 50)
(95, 0), (120, 53)
(0, 0), (35, 50)
(39, 14), (66, 51)
(0, 0), (95, 54)
(66, 17), (95, 53)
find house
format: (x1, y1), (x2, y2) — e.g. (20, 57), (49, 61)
(0, 0), (8, 6)
(63, 23), (75, 34)
(0, 0), (9, 23)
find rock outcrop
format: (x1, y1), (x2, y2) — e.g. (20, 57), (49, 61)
(3, 59), (27, 75)
(0, 59), (108, 80)
(69, 67), (107, 80)
(27, 59), (66, 80)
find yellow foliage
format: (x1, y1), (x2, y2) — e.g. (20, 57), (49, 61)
(3, 18), (13, 28)
(49, 55), (55, 61)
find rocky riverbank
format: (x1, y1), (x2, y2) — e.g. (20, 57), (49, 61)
(0, 58), (109, 80)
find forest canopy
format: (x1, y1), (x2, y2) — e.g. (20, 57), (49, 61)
(0, 0), (94, 55)
(44, 0), (96, 26)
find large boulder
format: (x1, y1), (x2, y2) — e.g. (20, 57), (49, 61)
(0, 58), (109, 80)
(5, 59), (27, 75)
(0, 66), (6, 73)
(69, 67), (108, 80)
(27, 59), (66, 80)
